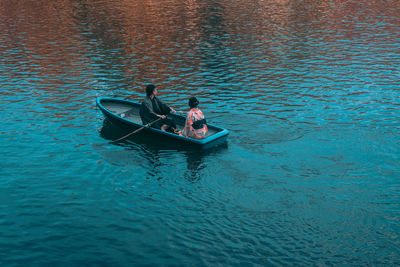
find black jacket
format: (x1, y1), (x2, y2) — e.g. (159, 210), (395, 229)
(139, 96), (172, 125)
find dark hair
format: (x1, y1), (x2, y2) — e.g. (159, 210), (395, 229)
(146, 84), (156, 97)
(189, 96), (199, 108)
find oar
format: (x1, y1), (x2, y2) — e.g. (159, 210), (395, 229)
(99, 117), (162, 146)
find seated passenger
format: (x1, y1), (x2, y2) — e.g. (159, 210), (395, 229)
(182, 97), (208, 139)
(139, 84), (176, 131)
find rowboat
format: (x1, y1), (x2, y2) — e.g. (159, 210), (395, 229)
(96, 97), (229, 150)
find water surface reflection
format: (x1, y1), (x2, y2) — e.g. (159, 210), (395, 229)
(95, 118), (229, 183)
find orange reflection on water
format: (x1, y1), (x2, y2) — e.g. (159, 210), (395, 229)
(0, 0), (91, 96)
(1, 0), (399, 98)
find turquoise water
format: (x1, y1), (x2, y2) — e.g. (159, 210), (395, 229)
(1, 0), (399, 265)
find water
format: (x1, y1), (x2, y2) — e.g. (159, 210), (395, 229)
(1, 0), (399, 265)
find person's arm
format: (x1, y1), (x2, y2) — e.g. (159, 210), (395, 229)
(157, 97), (176, 114)
(182, 110), (194, 136)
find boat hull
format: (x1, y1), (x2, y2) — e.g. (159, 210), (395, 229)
(96, 97), (229, 150)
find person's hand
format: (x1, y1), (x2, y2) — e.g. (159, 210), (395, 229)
(158, 115), (166, 119)
(171, 108), (176, 114)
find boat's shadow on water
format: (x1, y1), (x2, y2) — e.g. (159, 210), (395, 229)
(93, 119), (228, 182)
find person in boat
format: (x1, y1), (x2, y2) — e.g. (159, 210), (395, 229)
(139, 84), (177, 131)
(182, 96), (208, 139)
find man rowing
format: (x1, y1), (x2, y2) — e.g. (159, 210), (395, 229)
(139, 84), (177, 132)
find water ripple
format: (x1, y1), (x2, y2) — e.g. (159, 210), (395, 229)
(1, 0), (400, 266)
